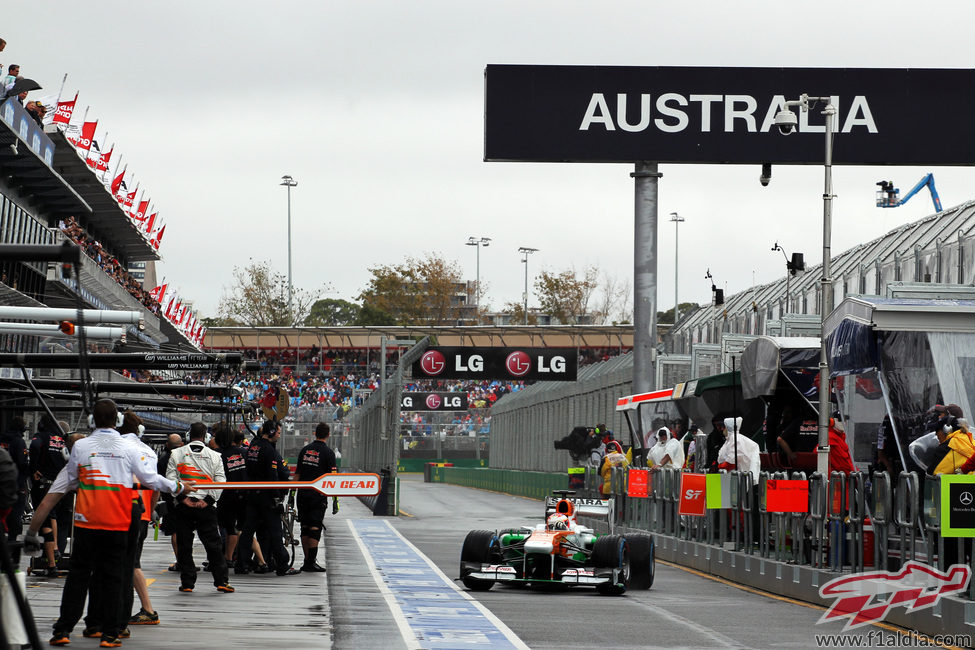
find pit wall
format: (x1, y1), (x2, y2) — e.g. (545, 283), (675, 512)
(427, 466), (567, 501)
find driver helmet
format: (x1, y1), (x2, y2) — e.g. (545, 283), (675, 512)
(547, 513), (570, 531)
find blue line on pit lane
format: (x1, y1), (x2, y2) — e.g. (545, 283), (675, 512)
(351, 519), (523, 649)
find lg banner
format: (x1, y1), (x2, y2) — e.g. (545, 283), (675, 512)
(411, 347), (577, 381)
(400, 392), (469, 411)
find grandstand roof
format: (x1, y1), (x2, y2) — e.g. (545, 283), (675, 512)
(47, 128), (160, 262)
(205, 324), (649, 350)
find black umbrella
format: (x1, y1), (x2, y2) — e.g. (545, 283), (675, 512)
(3, 77), (41, 99)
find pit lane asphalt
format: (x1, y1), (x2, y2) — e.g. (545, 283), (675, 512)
(19, 476), (929, 649)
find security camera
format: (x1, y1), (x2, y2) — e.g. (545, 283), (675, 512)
(774, 108), (798, 135)
(759, 162), (772, 187)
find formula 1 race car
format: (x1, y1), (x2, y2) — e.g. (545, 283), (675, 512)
(458, 491), (654, 596)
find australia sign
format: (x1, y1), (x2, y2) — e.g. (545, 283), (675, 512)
(484, 65), (975, 165)
(412, 347), (577, 381)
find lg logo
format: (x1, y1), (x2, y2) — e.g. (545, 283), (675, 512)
(425, 394), (442, 409)
(505, 351), (532, 377)
(419, 350), (446, 376)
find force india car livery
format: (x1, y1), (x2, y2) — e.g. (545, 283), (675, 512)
(458, 492), (654, 596)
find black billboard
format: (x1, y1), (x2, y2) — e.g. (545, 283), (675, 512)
(411, 347), (577, 381)
(400, 392), (469, 411)
(484, 65), (975, 165)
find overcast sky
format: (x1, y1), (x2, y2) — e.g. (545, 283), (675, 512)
(5, 2), (975, 319)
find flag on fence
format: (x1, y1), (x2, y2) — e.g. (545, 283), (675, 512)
(67, 120), (98, 152)
(705, 473), (733, 509)
(53, 92), (77, 125)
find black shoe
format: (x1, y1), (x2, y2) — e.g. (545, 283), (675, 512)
(301, 563), (326, 572)
(253, 564), (270, 574)
(82, 627), (102, 638)
(202, 561), (211, 572)
(49, 631), (70, 645)
(44, 565), (59, 577)
(276, 567), (301, 576)
(233, 564), (250, 575)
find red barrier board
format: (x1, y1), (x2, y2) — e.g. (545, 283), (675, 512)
(678, 473), (707, 516)
(765, 479), (809, 513)
(627, 469), (650, 498)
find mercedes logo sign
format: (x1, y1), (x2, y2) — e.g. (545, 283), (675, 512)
(419, 350), (446, 376)
(961, 491), (974, 506)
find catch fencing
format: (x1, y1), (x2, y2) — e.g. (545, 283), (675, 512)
(489, 354), (633, 472)
(344, 338), (429, 515)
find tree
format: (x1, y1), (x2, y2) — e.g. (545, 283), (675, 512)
(304, 298), (361, 326)
(592, 272), (632, 325)
(217, 259), (325, 327)
(501, 301), (538, 325)
(358, 254), (465, 325)
(657, 302), (701, 324)
(533, 266), (599, 324)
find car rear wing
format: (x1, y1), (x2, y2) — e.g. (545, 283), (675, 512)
(545, 497), (611, 519)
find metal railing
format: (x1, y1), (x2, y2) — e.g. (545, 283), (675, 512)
(583, 466), (975, 601)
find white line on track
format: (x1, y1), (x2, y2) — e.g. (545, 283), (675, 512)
(625, 597), (755, 649)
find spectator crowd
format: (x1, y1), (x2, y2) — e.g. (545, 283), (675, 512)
(59, 217), (162, 315)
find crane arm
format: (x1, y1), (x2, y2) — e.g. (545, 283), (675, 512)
(897, 173), (943, 212)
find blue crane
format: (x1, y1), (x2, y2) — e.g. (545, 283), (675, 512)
(876, 174), (942, 212)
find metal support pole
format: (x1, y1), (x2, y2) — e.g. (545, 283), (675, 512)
(817, 104), (836, 477)
(632, 162), (660, 394)
(281, 175), (298, 316)
(670, 212), (683, 325)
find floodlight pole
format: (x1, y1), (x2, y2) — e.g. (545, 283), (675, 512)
(633, 162), (660, 394)
(670, 212), (684, 325)
(466, 236), (491, 324)
(518, 247), (538, 325)
(281, 175), (298, 315)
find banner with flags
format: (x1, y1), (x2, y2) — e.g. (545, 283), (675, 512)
(53, 92), (78, 125)
(122, 187), (137, 212)
(111, 168), (126, 196)
(133, 199), (149, 224)
(143, 212), (157, 235)
(67, 121), (98, 152)
(150, 224), (166, 250)
(95, 145), (113, 173)
(148, 283), (168, 304)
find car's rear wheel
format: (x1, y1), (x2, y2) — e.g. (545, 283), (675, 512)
(627, 533), (655, 589)
(592, 534), (630, 596)
(460, 530), (501, 591)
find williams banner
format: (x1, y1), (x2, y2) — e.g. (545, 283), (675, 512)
(411, 347), (577, 381)
(400, 392), (469, 411)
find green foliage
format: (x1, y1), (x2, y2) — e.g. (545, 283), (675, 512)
(217, 259), (325, 327)
(358, 254), (465, 325)
(533, 266), (599, 324)
(304, 298), (361, 326)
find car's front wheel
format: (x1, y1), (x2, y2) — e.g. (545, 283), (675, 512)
(460, 529), (501, 591)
